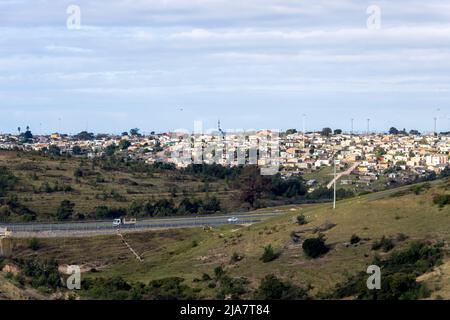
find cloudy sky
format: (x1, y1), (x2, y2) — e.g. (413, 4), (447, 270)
(1, 0), (450, 134)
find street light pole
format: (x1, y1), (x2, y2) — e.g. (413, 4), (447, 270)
(333, 160), (337, 210)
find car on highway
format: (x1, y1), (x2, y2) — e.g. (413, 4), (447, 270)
(227, 217), (239, 223)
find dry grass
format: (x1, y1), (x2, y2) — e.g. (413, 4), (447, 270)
(3, 178), (448, 298)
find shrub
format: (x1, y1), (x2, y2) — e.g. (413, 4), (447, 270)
(214, 266), (225, 279)
(296, 214), (307, 225)
(56, 200), (75, 220)
(74, 168), (83, 178)
(20, 259), (61, 289)
(433, 194), (450, 208)
(28, 238), (41, 251)
(201, 273), (211, 281)
(0, 167), (17, 197)
(332, 242), (443, 300)
(372, 236), (395, 252)
(302, 235), (329, 258)
(350, 235), (361, 245)
(260, 245), (279, 263)
(230, 252), (243, 263)
(410, 183), (430, 195)
(216, 275), (249, 299)
(254, 274), (309, 300)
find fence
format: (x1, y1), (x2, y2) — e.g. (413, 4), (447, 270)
(2, 219), (263, 233)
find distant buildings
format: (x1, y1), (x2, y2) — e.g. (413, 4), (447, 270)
(1, 130), (449, 188)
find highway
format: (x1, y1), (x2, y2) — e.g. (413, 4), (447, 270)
(0, 212), (281, 236)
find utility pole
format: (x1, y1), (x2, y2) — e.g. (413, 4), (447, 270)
(350, 118), (354, 135)
(333, 161), (336, 209)
(302, 114), (306, 134)
(433, 117), (437, 135)
(366, 118), (370, 135)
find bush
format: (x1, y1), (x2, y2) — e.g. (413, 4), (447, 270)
(56, 200), (75, 220)
(74, 168), (83, 178)
(254, 274), (309, 300)
(433, 194), (450, 208)
(28, 238), (41, 251)
(0, 167), (17, 197)
(202, 273), (211, 281)
(20, 259), (61, 289)
(230, 252), (243, 263)
(302, 235), (329, 258)
(260, 245), (279, 263)
(214, 266), (225, 279)
(216, 275), (249, 299)
(350, 235), (361, 245)
(410, 183), (430, 195)
(372, 236), (395, 252)
(332, 242), (442, 300)
(296, 214), (307, 225)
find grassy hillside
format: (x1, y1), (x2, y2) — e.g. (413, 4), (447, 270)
(0, 150), (325, 222)
(2, 177), (449, 299)
(0, 150), (240, 221)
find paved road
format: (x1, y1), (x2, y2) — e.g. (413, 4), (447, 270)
(1, 212), (280, 235)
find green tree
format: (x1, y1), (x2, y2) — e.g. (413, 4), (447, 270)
(75, 131), (94, 140)
(129, 128), (140, 136)
(285, 129), (297, 135)
(119, 140), (131, 150)
(23, 126), (33, 142)
(56, 200), (75, 220)
(105, 144), (117, 156)
(389, 127), (399, 135)
(321, 127), (332, 137)
(202, 196), (221, 213)
(72, 145), (82, 155)
(47, 145), (61, 156)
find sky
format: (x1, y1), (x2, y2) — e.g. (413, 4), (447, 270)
(1, 0), (450, 134)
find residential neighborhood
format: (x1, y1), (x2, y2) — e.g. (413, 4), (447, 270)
(1, 128), (449, 191)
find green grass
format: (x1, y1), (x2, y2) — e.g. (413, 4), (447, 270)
(7, 177), (450, 298)
(303, 166), (334, 186)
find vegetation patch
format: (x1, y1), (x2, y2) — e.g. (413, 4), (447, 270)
(254, 274), (309, 300)
(332, 242), (444, 300)
(371, 236), (395, 252)
(433, 194), (450, 208)
(302, 235), (330, 258)
(260, 244), (280, 263)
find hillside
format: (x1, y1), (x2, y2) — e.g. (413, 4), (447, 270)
(1, 177), (449, 299)
(0, 150), (330, 222)
(0, 150), (238, 221)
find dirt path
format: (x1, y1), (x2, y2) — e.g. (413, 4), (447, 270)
(327, 162), (360, 189)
